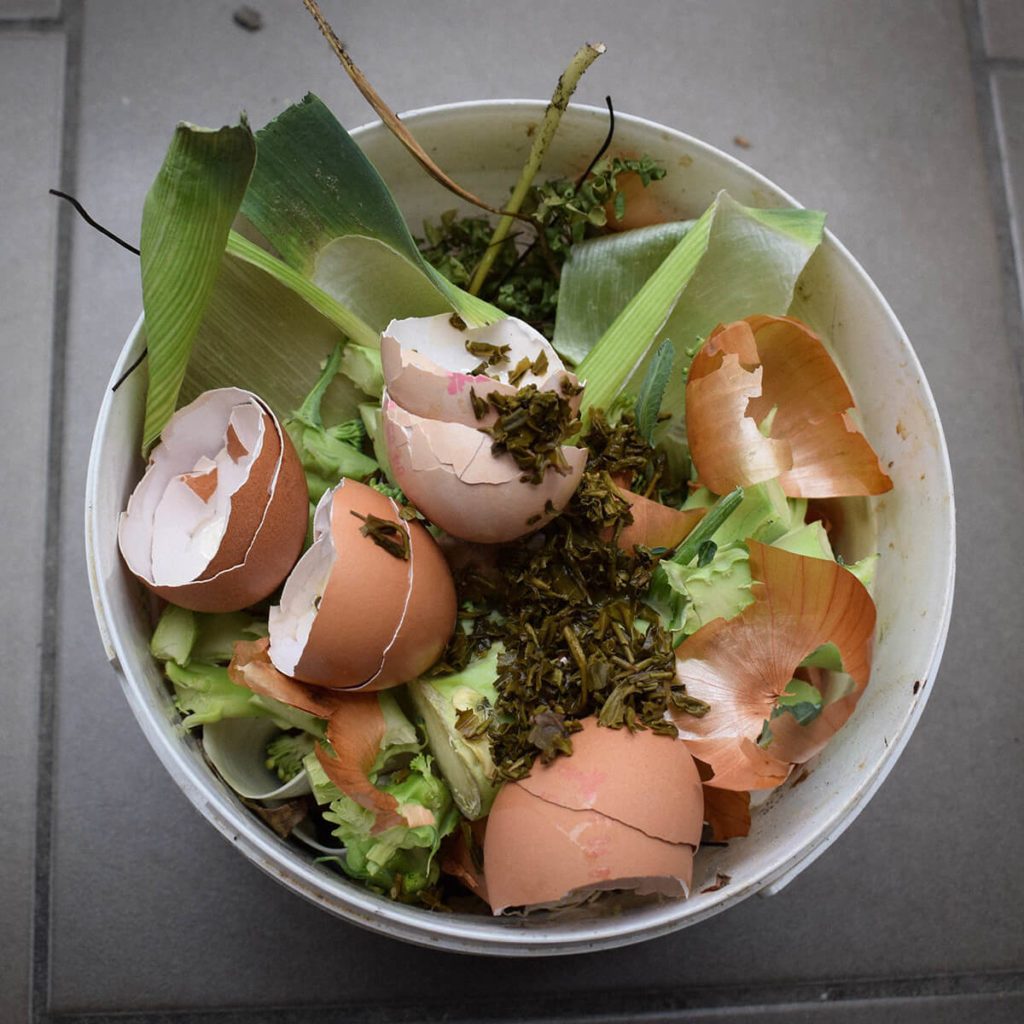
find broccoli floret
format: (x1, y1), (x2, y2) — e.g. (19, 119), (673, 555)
(322, 752), (458, 900)
(265, 730), (317, 782)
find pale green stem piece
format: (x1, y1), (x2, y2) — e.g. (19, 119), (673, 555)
(467, 41), (606, 297)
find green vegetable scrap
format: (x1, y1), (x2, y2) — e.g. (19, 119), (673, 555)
(284, 342), (379, 504)
(265, 730), (317, 782)
(406, 646), (503, 820)
(418, 155), (668, 339)
(323, 752), (459, 901)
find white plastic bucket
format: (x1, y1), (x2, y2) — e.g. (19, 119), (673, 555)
(85, 101), (955, 956)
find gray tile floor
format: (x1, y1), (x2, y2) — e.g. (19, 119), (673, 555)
(3, 1), (1023, 1021)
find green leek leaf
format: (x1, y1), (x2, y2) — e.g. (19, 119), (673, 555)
(173, 251), (367, 427)
(225, 231), (379, 347)
(553, 221), (691, 364)
(239, 93), (502, 329)
(139, 119), (256, 452)
(569, 192), (825, 477)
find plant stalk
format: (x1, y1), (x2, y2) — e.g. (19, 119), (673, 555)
(302, 0), (528, 220)
(467, 41), (606, 297)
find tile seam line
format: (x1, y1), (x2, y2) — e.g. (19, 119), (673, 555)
(31, 1), (82, 1022)
(961, 0), (1024, 395)
(37, 969), (1024, 1022)
(0, 19), (65, 32)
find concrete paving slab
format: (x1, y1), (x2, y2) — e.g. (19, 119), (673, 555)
(980, 0), (1024, 58)
(7, 0), (1022, 1021)
(0, 0), (60, 20)
(992, 69), (1024, 321)
(0, 23), (66, 1024)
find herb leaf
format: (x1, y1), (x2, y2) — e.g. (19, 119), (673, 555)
(633, 338), (675, 444)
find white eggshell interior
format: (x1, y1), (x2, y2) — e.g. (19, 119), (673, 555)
(267, 488), (337, 677)
(118, 389), (266, 586)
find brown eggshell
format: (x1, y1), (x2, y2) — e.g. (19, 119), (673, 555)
(439, 819), (489, 901)
(516, 718), (705, 847)
(117, 387), (308, 613)
(383, 394), (588, 543)
(267, 479), (456, 690)
(381, 314), (580, 427)
(483, 783), (694, 914)
(369, 511), (458, 691)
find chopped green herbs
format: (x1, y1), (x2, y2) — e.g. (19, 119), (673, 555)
(350, 510), (410, 560)
(478, 382), (583, 484)
(464, 338), (511, 368)
(417, 155), (668, 338)
(433, 418), (708, 780)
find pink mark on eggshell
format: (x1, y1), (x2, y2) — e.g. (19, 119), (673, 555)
(447, 371), (494, 395)
(556, 765), (608, 807)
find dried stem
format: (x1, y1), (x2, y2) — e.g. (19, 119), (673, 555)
(302, 0), (524, 219)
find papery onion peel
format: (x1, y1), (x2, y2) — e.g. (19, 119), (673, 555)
(686, 315), (893, 498)
(672, 540), (876, 791)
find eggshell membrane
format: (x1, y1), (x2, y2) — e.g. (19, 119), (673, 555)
(381, 314), (580, 428)
(483, 783), (694, 914)
(516, 718), (704, 847)
(383, 395), (588, 543)
(268, 479), (456, 690)
(117, 387), (308, 613)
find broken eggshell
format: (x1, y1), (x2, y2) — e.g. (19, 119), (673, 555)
(482, 718), (704, 914)
(267, 478), (456, 691)
(117, 387), (308, 613)
(380, 313), (581, 428)
(379, 314), (588, 544)
(383, 394), (587, 544)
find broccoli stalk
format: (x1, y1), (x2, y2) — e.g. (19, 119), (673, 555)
(405, 646), (502, 820)
(283, 342), (379, 503)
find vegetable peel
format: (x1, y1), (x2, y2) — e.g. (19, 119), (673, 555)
(687, 316), (893, 497)
(672, 540), (876, 790)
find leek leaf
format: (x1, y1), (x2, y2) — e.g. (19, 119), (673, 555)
(553, 221), (691, 364)
(174, 250), (367, 428)
(225, 231), (379, 348)
(239, 93), (502, 329)
(570, 192), (825, 477)
(139, 119), (256, 453)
